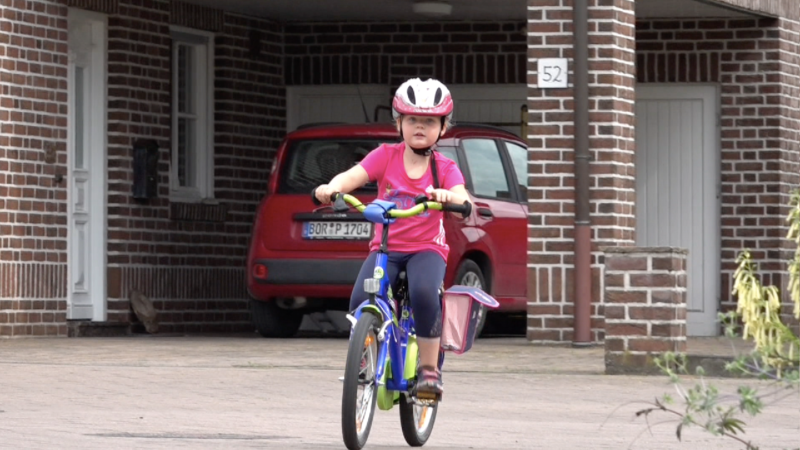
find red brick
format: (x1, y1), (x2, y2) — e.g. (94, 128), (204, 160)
(604, 337), (625, 352)
(605, 322), (648, 337)
(651, 290), (684, 304)
(544, 317), (573, 329)
(629, 306), (681, 321)
(629, 273), (676, 288)
(528, 304), (562, 316)
(605, 256), (648, 271)
(605, 290), (647, 304)
(538, 267), (551, 302)
(605, 274), (626, 288)
(652, 256), (684, 271)
(604, 305), (626, 320)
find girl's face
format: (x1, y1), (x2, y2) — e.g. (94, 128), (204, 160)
(398, 115), (446, 150)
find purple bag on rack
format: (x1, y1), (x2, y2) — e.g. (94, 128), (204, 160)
(440, 285), (500, 355)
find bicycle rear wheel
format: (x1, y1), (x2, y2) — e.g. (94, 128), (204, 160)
(341, 312), (380, 450)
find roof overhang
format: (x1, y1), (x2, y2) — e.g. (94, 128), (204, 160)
(636, 0), (759, 19)
(180, 0), (778, 24)
(700, 0), (798, 19)
(185, 0), (525, 22)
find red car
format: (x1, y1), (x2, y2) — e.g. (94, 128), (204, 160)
(247, 122), (529, 337)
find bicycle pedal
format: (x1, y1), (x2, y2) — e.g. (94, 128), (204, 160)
(414, 396), (440, 406)
(414, 391), (442, 403)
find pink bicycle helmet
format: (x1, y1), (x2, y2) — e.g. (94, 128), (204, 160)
(392, 78), (454, 121)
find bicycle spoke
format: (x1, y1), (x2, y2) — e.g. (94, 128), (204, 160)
(357, 388), (373, 425)
(416, 406), (428, 428)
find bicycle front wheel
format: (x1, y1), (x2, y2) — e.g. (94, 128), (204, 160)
(341, 312), (381, 450)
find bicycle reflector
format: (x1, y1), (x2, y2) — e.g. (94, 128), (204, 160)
(363, 277), (380, 294)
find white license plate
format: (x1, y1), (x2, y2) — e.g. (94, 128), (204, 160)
(303, 221), (372, 240)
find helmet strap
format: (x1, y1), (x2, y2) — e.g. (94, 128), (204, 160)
(410, 145), (432, 156)
(409, 132), (443, 156)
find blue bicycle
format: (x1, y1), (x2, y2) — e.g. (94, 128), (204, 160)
(311, 190), (472, 450)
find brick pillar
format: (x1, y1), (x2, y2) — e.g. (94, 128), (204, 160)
(0, 0), (69, 337)
(526, 0), (636, 343)
(603, 247), (688, 375)
(776, 16), (800, 332)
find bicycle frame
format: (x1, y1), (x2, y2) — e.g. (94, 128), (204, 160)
(324, 192), (468, 394)
(349, 250), (415, 393)
(324, 190), (473, 450)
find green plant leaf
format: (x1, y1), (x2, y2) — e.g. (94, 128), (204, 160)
(722, 417), (746, 435)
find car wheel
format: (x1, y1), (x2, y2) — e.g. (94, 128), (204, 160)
(454, 260), (489, 338)
(250, 299), (304, 338)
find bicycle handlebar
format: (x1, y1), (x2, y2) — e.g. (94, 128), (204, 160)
(310, 188), (472, 218)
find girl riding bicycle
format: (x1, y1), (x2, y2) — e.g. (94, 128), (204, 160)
(314, 78), (471, 396)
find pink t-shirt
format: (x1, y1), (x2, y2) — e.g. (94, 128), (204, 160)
(359, 142), (466, 262)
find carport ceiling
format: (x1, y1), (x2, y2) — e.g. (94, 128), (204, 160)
(638, 0), (753, 18)
(186, 0), (752, 22)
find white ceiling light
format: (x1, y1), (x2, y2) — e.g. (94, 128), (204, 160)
(413, 1), (453, 17)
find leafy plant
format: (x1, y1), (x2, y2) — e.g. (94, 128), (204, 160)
(631, 350), (797, 450)
(630, 191), (800, 449)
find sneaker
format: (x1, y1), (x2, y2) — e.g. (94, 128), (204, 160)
(415, 365), (443, 396)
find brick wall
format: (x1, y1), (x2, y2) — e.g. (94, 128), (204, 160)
(103, 1), (284, 333)
(214, 15), (284, 219)
(526, 0), (636, 343)
(603, 247), (688, 375)
(1, 0), (285, 336)
(637, 17), (800, 322)
(284, 21), (527, 88)
(0, 0), (69, 336)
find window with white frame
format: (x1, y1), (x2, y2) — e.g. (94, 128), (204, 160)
(171, 28), (214, 201)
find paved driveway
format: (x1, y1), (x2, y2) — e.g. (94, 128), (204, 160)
(0, 335), (797, 449)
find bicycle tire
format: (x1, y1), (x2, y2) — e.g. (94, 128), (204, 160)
(341, 312), (381, 450)
(399, 350), (438, 446)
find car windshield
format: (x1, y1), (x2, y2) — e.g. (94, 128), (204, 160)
(277, 139), (393, 194)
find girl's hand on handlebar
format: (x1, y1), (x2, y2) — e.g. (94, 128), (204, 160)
(314, 184), (337, 204)
(426, 188), (453, 204)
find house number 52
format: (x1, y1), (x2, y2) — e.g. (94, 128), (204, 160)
(537, 58), (568, 88)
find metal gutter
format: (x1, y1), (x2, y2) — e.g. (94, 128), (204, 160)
(572, 0), (592, 347)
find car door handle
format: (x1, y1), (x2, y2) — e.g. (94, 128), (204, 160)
(477, 207), (493, 218)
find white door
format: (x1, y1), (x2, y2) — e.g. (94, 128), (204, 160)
(67, 9), (107, 321)
(636, 84), (720, 336)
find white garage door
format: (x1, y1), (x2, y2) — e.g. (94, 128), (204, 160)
(449, 84), (527, 136)
(286, 84), (527, 136)
(286, 85), (390, 132)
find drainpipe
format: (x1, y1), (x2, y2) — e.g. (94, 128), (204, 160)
(572, 0), (592, 347)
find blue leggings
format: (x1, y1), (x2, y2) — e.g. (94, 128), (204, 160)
(350, 251), (446, 338)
